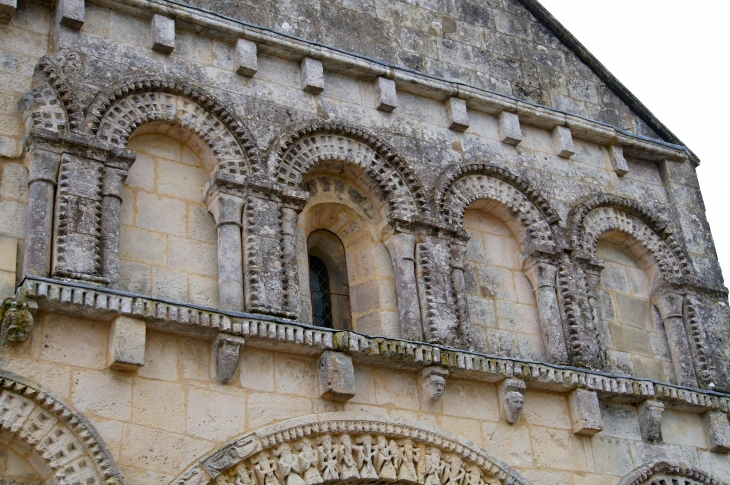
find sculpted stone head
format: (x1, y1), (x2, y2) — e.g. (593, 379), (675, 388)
(499, 378), (526, 424)
(420, 367), (449, 402)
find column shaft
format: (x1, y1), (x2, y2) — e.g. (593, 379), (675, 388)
(23, 149), (61, 277)
(385, 232), (423, 341)
(526, 262), (568, 364)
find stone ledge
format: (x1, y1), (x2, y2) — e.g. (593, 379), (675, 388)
(88, 0), (692, 165)
(17, 276), (730, 414)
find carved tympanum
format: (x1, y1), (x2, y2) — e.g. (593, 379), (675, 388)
(172, 414), (532, 485)
(617, 461), (725, 485)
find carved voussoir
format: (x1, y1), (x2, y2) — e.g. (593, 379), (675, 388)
(213, 333), (246, 384)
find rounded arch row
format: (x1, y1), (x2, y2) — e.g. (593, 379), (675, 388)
(617, 461), (726, 485)
(433, 162), (560, 253)
(568, 194), (692, 284)
(85, 76), (264, 176)
(171, 413), (533, 485)
(271, 121), (429, 219)
(0, 369), (123, 485)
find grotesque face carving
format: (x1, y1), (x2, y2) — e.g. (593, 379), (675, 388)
(419, 367), (448, 402)
(427, 375), (446, 401)
(503, 390), (524, 424)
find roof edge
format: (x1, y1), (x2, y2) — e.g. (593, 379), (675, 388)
(516, 0), (685, 147)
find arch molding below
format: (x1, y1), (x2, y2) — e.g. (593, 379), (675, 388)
(171, 413), (533, 485)
(618, 461), (727, 485)
(0, 369), (122, 485)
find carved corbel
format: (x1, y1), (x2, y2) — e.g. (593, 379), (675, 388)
(212, 333), (245, 384)
(638, 399), (664, 443)
(318, 351), (356, 401)
(703, 411), (730, 453)
(498, 378), (525, 424)
(0, 297), (34, 345)
(420, 366), (448, 402)
(567, 388), (603, 435)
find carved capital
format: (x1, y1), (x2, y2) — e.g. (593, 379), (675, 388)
(653, 291), (684, 320)
(207, 191), (245, 227)
(524, 261), (557, 289)
(212, 333), (246, 384)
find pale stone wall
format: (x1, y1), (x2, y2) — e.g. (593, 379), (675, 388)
(3, 314), (730, 485)
(463, 205), (542, 359)
(0, 1), (729, 484)
(596, 240), (673, 382)
(0, 443), (41, 484)
(120, 133), (219, 307)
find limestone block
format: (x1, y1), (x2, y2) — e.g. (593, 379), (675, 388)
(568, 389), (603, 435)
(151, 14), (175, 54)
(212, 333), (245, 384)
(375, 77), (397, 112)
(0, 0), (16, 24)
(703, 412), (730, 453)
(498, 111), (522, 145)
(551, 125), (575, 158)
(56, 0), (84, 30)
(108, 315), (146, 371)
(318, 351), (356, 401)
(638, 399), (664, 443)
(446, 97), (469, 132)
(608, 145), (629, 176)
(0, 235), (17, 273)
(300, 57), (324, 94)
(234, 38), (257, 77)
(498, 378), (525, 424)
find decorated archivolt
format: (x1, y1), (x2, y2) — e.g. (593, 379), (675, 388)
(171, 414), (532, 485)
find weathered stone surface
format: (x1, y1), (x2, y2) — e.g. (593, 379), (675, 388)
(608, 145), (629, 176)
(317, 351), (356, 401)
(0, 0), (16, 24)
(212, 333), (245, 384)
(108, 315), (146, 371)
(638, 399), (665, 443)
(375, 77), (397, 112)
(301, 57), (324, 94)
(567, 388), (602, 435)
(56, 0), (84, 30)
(702, 411), (730, 453)
(235, 38), (257, 77)
(446, 97), (469, 132)
(551, 125), (575, 158)
(498, 111), (522, 145)
(151, 14), (174, 54)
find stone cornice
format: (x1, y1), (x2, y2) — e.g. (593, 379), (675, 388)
(17, 276), (730, 414)
(88, 0), (694, 165)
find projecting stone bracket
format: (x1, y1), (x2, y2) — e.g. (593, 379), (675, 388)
(703, 411), (730, 453)
(108, 315), (146, 371)
(499, 378), (526, 424)
(213, 333), (246, 384)
(638, 399), (665, 443)
(0, 297), (34, 346)
(420, 366), (449, 402)
(318, 351), (356, 401)
(568, 388), (603, 435)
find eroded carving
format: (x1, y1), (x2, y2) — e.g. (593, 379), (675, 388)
(0, 298), (33, 345)
(175, 414), (530, 485)
(420, 367), (448, 402)
(618, 461), (725, 485)
(0, 369), (122, 485)
(272, 121), (427, 219)
(498, 379), (525, 425)
(213, 333), (246, 384)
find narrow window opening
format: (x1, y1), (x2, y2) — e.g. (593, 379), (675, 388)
(307, 230), (351, 329)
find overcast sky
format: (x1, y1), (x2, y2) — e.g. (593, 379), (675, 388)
(537, 0), (730, 283)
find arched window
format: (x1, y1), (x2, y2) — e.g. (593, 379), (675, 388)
(307, 230), (351, 329)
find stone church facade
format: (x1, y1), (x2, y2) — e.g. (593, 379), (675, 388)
(0, 0), (729, 483)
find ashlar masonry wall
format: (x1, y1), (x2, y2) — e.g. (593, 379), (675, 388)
(0, 0), (729, 484)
